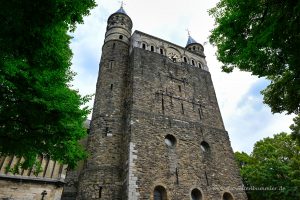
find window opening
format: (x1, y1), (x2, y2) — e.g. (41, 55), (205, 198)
(181, 103), (184, 114)
(200, 141), (210, 152)
(160, 48), (164, 54)
(223, 192), (234, 200)
(109, 60), (114, 69)
(192, 60), (195, 66)
(191, 188), (202, 200)
(198, 63), (202, 68)
(165, 134), (176, 147)
(154, 186), (167, 200)
(178, 85), (181, 92)
(151, 46), (154, 52)
(110, 84), (113, 91)
(119, 35), (123, 40)
(183, 57), (187, 63)
(112, 43), (115, 49)
(142, 43), (146, 49)
(176, 167), (179, 184)
(161, 94), (165, 114)
(99, 186), (103, 198)
(193, 46), (196, 50)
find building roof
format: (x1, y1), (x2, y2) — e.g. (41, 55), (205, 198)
(186, 35), (198, 46)
(115, 6), (127, 15)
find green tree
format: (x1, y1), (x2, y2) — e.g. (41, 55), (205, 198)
(235, 133), (300, 200)
(209, 0), (300, 141)
(0, 0), (96, 169)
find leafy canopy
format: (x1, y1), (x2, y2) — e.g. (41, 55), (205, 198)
(235, 133), (300, 200)
(0, 0), (96, 169)
(209, 0), (300, 141)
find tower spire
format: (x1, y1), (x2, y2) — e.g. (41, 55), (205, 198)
(116, 1), (127, 14)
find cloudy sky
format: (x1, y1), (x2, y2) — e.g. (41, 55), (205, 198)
(70, 0), (294, 154)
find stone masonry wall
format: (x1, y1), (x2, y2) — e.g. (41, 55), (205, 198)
(75, 40), (130, 200)
(127, 47), (247, 200)
(0, 180), (63, 200)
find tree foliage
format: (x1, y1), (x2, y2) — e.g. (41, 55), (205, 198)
(235, 133), (300, 200)
(209, 0), (300, 140)
(0, 0), (96, 169)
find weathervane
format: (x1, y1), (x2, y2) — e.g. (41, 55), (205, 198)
(118, 0), (126, 8)
(186, 28), (191, 37)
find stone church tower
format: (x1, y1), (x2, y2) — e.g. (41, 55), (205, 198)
(62, 6), (247, 200)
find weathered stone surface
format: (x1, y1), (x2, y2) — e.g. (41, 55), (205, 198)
(62, 8), (247, 200)
(0, 155), (67, 200)
(0, 179), (63, 200)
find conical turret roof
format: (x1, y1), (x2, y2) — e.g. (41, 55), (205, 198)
(115, 6), (127, 15)
(186, 35), (198, 46)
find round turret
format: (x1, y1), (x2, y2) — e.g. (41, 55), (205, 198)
(104, 6), (133, 44)
(185, 35), (205, 57)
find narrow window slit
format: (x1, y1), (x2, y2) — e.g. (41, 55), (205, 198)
(99, 186), (103, 198)
(181, 103), (184, 114)
(176, 167), (179, 184)
(162, 95), (165, 114)
(205, 171), (209, 186)
(110, 84), (113, 91)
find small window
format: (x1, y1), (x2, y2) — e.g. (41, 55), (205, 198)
(154, 186), (167, 200)
(110, 84), (113, 91)
(192, 60), (195, 66)
(183, 57), (187, 63)
(189, 48), (191, 50)
(119, 35), (123, 40)
(112, 43), (115, 49)
(191, 188), (202, 200)
(193, 46), (196, 50)
(178, 85), (181, 92)
(200, 141), (210, 152)
(142, 43), (146, 49)
(151, 46), (154, 52)
(223, 192), (234, 200)
(160, 48), (164, 54)
(109, 60), (114, 69)
(165, 134), (176, 147)
(99, 186), (103, 198)
(198, 63), (202, 68)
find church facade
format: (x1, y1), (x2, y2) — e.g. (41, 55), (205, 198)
(62, 6), (247, 200)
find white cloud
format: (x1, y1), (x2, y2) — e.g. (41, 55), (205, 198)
(70, 0), (294, 154)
